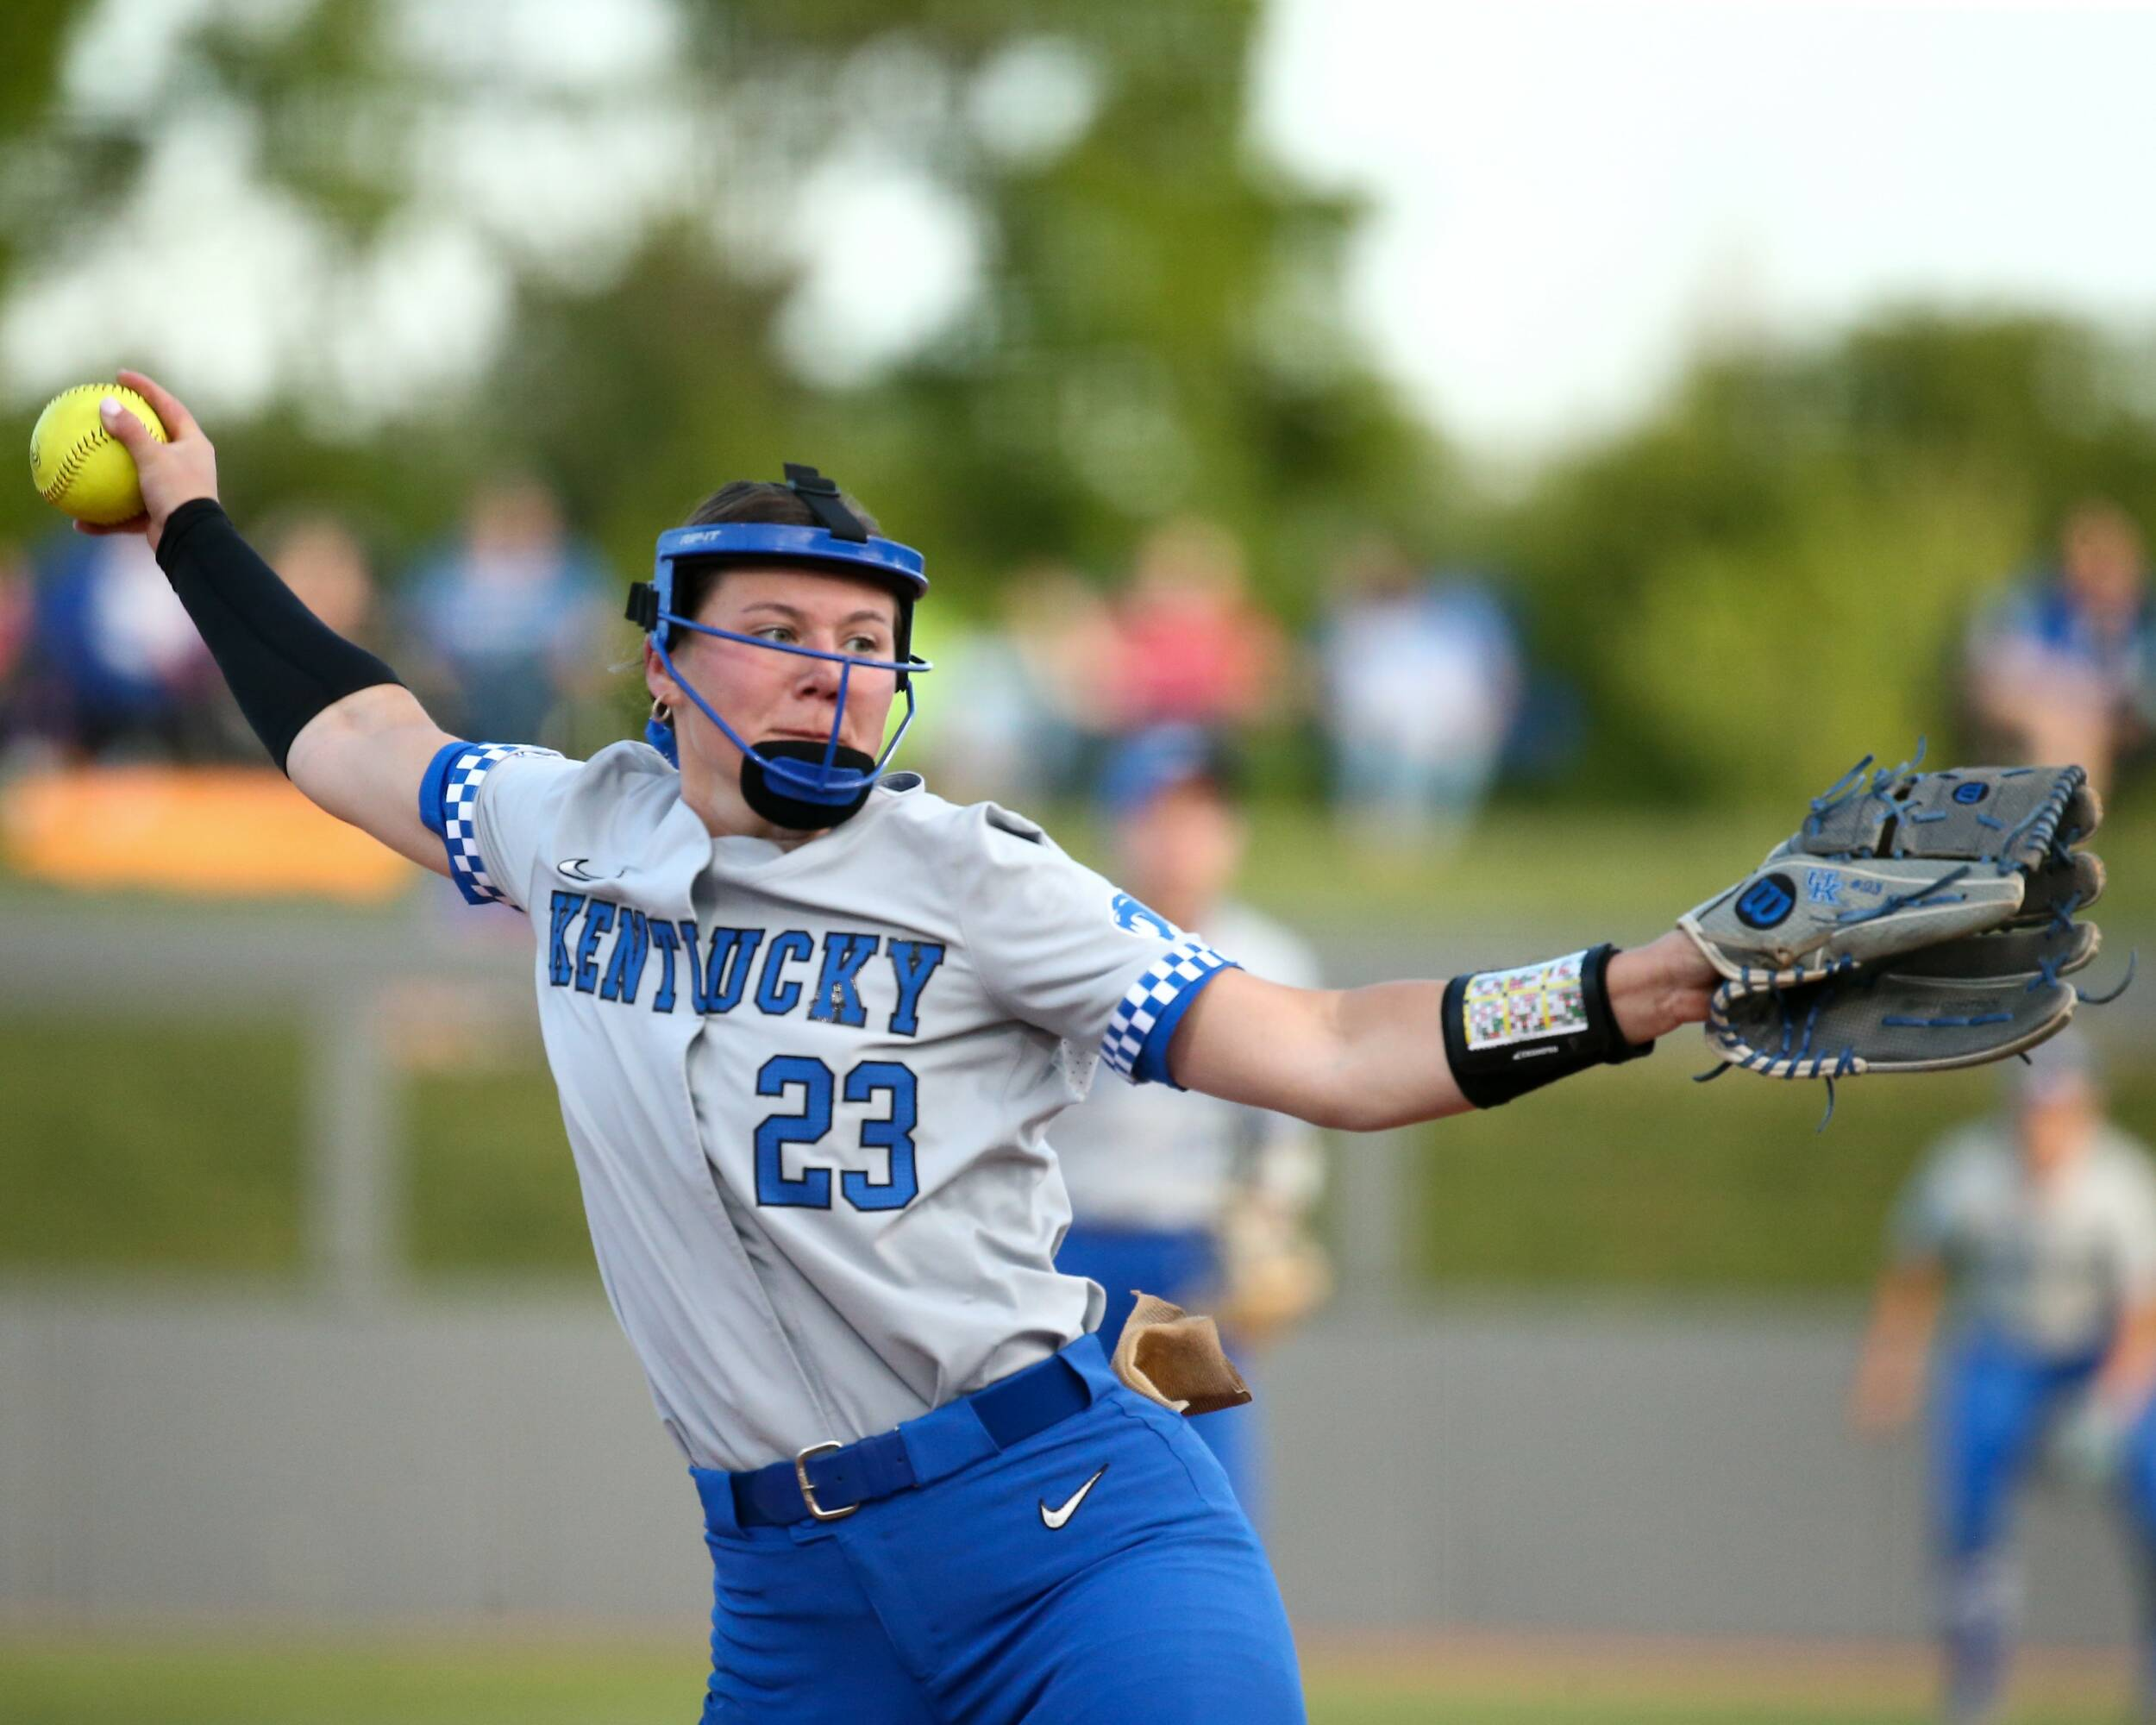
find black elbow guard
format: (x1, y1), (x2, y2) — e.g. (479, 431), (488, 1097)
(156, 499), (403, 772)
(1441, 943), (1655, 1109)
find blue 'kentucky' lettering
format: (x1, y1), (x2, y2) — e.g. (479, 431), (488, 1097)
(756, 931), (817, 1016)
(548, 891), (586, 988)
(647, 918), (681, 1013)
(548, 912), (950, 1033)
(599, 908), (650, 1005)
(574, 900), (617, 994)
(685, 925), (765, 1015)
(885, 941), (947, 1038)
(810, 933), (881, 1026)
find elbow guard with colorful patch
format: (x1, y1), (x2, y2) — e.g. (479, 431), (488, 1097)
(1440, 944), (1655, 1109)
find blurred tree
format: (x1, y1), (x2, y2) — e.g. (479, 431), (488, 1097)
(1495, 310), (2156, 805)
(0, 0), (135, 302)
(0, 0), (1451, 634)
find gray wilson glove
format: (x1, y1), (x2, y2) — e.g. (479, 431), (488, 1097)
(1678, 758), (2126, 1112)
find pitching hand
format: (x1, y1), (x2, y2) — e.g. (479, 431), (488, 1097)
(75, 368), (218, 551)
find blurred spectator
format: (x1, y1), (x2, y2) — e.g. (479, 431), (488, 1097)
(1849, 1033), (2156, 1723)
(1965, 500), (2155, 792)
(910, 563), (1116, 805)
(266, 511), (378, 643)
(21, 528), (219, 762)
(1106, 519), (1287, 733)
(0, 543), (34, 765)
(1317, 537), (1521, 850)
(402, 475), (611, 743)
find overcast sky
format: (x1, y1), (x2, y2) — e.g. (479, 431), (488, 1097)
(1253, 0), (2156, 455)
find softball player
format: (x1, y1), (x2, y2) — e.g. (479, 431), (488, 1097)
(1851, 1036), (2156, 1723)
(91, 370), (1717, 1722)
(1053, 725), (1328, 1527)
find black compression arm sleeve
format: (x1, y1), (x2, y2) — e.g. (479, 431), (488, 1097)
(154, 499), (404, 773)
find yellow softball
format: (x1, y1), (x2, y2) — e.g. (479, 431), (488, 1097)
(29, 383), (168, 525)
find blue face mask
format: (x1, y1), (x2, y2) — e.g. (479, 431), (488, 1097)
(624, 474), (931, 829)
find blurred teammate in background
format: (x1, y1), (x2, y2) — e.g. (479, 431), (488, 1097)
(1850, 1034), (2156, 1723)
(1052, 726), (1330, 1530)
(1966, 499), (2155, 794)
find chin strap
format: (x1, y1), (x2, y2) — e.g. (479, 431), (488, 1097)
(642, 723), (879, 830)
(743, 739), (878, 830)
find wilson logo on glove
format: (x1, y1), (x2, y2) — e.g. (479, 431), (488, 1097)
(1735, 874), (1797, 930)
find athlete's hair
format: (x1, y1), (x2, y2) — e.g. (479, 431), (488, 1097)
(667, 481), (886, 648)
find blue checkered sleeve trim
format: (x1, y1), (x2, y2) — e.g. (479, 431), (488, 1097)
(418, 740), (559, 908)
(1100, 937), (1238, 1087)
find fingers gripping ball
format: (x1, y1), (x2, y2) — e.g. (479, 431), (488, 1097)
(29, 383), (167, 524)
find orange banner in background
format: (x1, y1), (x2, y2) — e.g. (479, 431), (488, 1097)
(0, 766), (417, 901)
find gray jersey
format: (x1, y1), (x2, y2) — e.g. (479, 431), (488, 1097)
(1051, 902), (1324, 1231)
(1892, 1120), (2156, 1358)
(423, 739), (1238, 1472)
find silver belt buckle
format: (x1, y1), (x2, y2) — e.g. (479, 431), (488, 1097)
(793, 1440), (858, 1522)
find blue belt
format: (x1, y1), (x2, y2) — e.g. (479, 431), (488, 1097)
(701, 1333), (1106, 1531)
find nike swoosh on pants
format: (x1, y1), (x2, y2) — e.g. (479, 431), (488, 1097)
(1038, 1465), (1108, 1529)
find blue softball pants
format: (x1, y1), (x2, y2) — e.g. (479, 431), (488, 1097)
(1931, 1327), (2156, 1716)
(691, 1334), (1305, 1723)
(1932, 1327), (2156, 1559)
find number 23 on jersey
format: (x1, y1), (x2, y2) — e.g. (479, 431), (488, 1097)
(755, 1056), (919, 1212)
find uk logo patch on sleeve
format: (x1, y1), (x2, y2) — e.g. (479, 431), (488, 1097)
(1111, 892), (1177, 940)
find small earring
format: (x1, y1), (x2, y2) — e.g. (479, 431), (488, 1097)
(645, 695), (681, 768)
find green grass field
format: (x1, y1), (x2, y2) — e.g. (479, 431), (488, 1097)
(6, 1003), (2154, 1292)
(0, 1632), (2130, 1724)
(2, 800), (2150, 1289)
